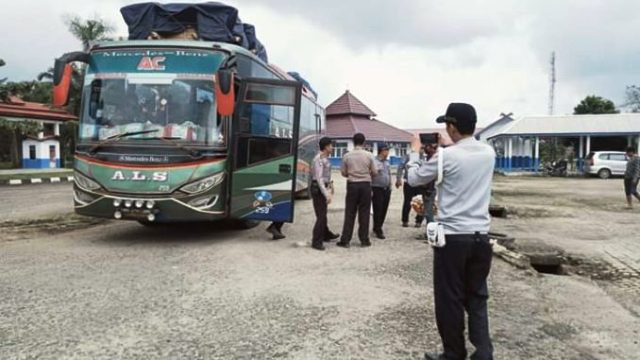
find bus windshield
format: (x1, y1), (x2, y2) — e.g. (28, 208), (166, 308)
(79, 48), (226, 147)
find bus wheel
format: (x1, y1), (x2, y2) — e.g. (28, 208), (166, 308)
(234, 219), (260, 229)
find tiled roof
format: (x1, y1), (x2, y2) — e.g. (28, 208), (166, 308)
(0, 96), (77, 122)
(326, 90), (376, 117)
(326, 115), (413, 142)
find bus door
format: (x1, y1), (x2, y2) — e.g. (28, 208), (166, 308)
(229, 78), (302, 222)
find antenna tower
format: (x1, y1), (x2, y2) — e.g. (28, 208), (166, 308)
(548, 51), (556, 115)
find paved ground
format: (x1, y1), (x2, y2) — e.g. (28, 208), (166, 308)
(491, 175), (640, 317)
(0, 183), (73, 222)
(1, 175), (639, 359)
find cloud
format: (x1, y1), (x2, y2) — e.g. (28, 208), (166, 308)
(1, 0), (639, 130)
(238, 0), (524, 50)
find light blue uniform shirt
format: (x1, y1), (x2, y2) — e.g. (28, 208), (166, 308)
(407, 137), (495, 234)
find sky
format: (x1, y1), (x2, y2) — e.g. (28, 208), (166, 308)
(1, 0), (639, 128)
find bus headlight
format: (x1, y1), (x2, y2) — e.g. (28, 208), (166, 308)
(180, 173), (224, 194)
(74, 172), (101, 191)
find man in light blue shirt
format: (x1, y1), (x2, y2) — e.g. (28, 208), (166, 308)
(407, 103), (495, 360)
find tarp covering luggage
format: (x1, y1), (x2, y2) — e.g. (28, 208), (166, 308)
(120, 2), (269, 62)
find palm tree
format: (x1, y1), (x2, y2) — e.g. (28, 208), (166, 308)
(64, 15), (114, 51)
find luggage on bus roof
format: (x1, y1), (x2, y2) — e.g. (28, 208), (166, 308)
(120, 2), (269, 62)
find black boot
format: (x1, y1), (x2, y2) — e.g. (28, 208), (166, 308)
(266, 224), (285, 240)
(324, 232), (340, 242)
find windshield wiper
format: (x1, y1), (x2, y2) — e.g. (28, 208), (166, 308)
(146, 137), (203, 159)
(88, 129), (160, 155)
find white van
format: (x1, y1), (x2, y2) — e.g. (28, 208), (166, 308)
(585, 151), (628, 179)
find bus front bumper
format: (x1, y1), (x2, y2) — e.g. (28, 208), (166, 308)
(73, 186), (226, 222)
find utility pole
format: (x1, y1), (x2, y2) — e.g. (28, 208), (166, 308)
(548, 51), (558, 164)
(548, 51), (556, 116)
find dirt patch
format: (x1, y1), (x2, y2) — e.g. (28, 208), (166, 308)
(506, 205), (572, 219)
(539, 322), (579, 341)
(564, 256), (639, 282)
(0, 214), (109, 242)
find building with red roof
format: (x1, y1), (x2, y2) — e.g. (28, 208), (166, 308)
(0, 96), (77, 169)
(325, 90), (413, 165)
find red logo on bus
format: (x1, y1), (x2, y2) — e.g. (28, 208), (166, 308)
(137, 56), (166, 71)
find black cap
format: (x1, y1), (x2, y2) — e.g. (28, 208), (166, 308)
(377, 143), (389, 153)
(436, 103), (477, 127)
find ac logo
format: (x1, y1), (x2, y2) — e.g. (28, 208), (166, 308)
(137, 56), (166, 71)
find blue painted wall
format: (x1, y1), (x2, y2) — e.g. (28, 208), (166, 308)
(22, 159), (60, 169)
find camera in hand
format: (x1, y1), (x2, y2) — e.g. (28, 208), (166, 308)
(419, 132), (440, 145)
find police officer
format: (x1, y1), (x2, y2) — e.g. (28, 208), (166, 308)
(337, 133), (376, 248)
(310, 137), (340, 250)
(371, 144), (392, 239)
(407, 103), (495, 360)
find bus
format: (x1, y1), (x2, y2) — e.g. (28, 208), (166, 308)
(52, 40), (325, 226)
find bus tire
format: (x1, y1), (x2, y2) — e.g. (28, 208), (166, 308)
(234, 219), (260, 229)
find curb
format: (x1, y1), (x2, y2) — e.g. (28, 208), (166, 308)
(1, 175), (74, 186)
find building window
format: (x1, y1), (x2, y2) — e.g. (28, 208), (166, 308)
(332, 142), (348, 158)
(29, 145), (36, 160)
(396, 146), (407, 157)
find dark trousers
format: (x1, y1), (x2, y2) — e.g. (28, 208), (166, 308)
(311, 183), (331, 247)
(402, 183), (424, 224)
(433, 234), (494, 360)
(340, 181), (372, 244)
(371, 186), (391, 232)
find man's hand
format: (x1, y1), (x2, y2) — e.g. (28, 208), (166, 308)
(326, 194), (333, 205)
(411, 134), (422, 153)
(395, 180), (402, 189)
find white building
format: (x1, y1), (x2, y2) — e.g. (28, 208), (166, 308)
(0, 96), (77, 169)
(477, 113), (640, 172)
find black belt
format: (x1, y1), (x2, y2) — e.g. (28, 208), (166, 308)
(445, 232), (490, 242)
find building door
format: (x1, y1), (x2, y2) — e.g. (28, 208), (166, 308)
(49, 145), (56, 168)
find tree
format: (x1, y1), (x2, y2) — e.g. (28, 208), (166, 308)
(0, 118), (41, 168)
(0, 58), (7, 102)
(623, 85), (640, 113)
(573, 95), (619, 115)
(64, 15), (114, 52)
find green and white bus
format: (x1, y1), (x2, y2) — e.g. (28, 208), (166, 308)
(53, 40), (324, 226)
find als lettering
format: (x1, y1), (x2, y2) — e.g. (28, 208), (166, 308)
(112, 171), (126, 181)
(131, 171), (146, 181)
(137, 56), (166, 71)
(111, 171), (168, 182)
(152, 172), (168, 182)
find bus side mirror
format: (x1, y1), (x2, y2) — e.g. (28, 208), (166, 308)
(52, 52), (89, 108)
(216, 70), (235, 117)
(53, 61), (73, 107)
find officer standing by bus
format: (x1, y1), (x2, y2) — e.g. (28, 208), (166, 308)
(337, 133), (376, 248)
(407, 103), (495, 360)
(371, 144), (392, 239)
(310, 137), (340, 250)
